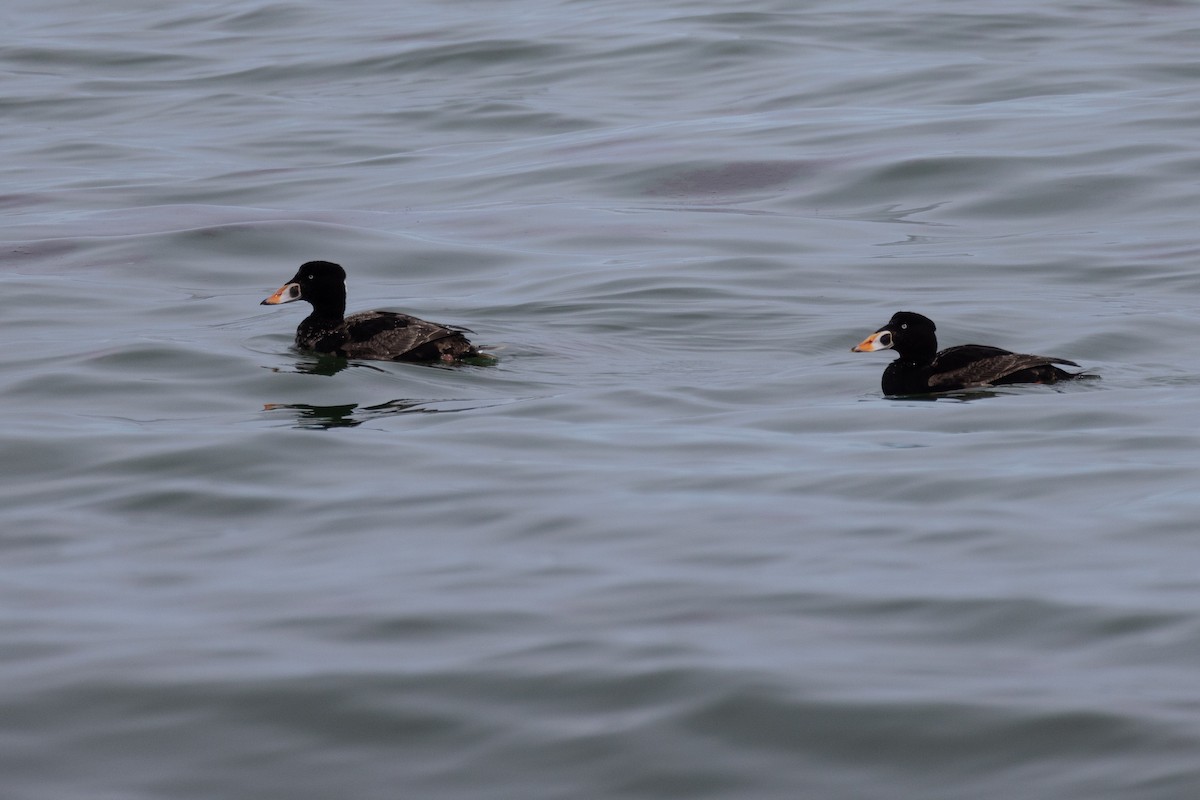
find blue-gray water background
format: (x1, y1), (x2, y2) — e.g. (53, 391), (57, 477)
(4, 1), (1200, 797)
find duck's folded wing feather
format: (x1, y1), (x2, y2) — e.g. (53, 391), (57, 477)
(341, 311), (461, 357)
(928, 344), (1079, 389)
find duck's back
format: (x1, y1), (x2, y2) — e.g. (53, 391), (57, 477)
(928, 344), (1080, 390)
(338, 310), (477, 362)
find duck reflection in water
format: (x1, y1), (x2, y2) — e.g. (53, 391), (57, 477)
(264, 398), (438, 429)
(263, 397), (503, 429)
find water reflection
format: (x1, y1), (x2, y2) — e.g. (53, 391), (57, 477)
(263, 356), (384, 377)
(887, 390), (1006, 402)
(886, 382), (1095, 402)
(267, 352), (498, 376)
(263, 397), (508, 429)
(264, 398), (453, 429)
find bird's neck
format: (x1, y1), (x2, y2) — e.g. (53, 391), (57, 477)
(306, 298), (346, 323)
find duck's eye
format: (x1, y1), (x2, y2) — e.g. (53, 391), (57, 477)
(307, 274), (314, 280)
(900, 323), (907, 330)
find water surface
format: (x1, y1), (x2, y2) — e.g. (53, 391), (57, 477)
(3, 1), (1200, 798)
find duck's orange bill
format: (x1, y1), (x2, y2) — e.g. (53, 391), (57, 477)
(261, 282), (299, 305)
(851, 332), (886, 352)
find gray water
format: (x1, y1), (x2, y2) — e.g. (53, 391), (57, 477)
(4, 1), (1200, 797)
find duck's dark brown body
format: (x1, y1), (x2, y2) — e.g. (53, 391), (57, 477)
(262, 261), (480, 363)
(296, 309), (477, 362)
(852, 311), (1085, 396)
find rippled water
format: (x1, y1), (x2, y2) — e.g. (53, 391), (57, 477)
(4, 1), (1200, 797)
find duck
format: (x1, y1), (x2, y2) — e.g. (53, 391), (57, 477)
(261, 261), (481, 363)
(851, 311), (1085, 395)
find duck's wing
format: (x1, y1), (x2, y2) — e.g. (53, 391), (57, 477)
(928, 344), (1080, 389)
(341, 311), (467, 359)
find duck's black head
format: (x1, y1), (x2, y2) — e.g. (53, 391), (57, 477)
(851, 311), (938, 360)
(261, 261), (348, 318)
